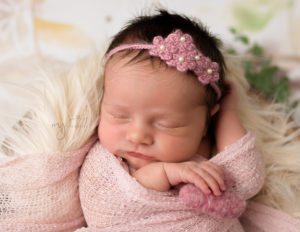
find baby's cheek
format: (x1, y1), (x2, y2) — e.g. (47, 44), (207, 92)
(98, 123), (123, 149)
(160, 138), (198, 162)
(98, 123), (114, 143)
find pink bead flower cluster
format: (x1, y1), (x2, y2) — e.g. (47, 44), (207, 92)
(105, 29), (221, 99)
(149, 29), (219, 85)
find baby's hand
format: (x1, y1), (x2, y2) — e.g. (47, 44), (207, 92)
(219, 80), (238, 111)
(164, 161), (226, 196)
(214, 80), (246, 151)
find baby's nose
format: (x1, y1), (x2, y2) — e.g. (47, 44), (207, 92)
(126, 122), (153, 145)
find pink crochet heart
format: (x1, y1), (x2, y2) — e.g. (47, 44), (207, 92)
(179, 183), (246, 218)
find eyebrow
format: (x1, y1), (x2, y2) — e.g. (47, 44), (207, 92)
(101, 102), (129, 109)
(101, 97), (208, 117)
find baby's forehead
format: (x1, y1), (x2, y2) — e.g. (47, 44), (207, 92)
(106, 51), (196, 80)
(105, 50), (163, 70)
(104, 55), (207, 106)
(106, 54), (194, 83)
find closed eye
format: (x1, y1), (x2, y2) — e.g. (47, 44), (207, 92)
(155, 121), (187, 129)
(108, 112), (129, 120)
(102, 108), (130, 121)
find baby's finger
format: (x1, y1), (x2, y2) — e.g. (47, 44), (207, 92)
(198, 170), (223, 196)
(204, 162), (224, 177)
(183, 171), (211, 195)
(202, 162), (226, 191)
(191, 169), (222, 196)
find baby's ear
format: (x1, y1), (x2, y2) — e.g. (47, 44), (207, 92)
(210, 104), (220, 116)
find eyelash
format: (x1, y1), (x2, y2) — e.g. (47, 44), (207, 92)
(155, 121), (184, 129)
(107, 112), (129, 120)
(105, 111), (185, 129)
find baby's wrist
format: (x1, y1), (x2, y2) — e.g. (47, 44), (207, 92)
(218, 108), (238, 119)
(132, 162), (171, 192)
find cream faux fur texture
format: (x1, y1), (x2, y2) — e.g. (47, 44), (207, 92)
(0, 53), (103, 157)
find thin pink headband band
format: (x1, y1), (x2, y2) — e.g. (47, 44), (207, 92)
(105, 29), (221, 99)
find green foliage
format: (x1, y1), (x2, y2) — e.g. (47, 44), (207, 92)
(230, 0), (293, 32)
(227, 28), (298, 108)
(249, 44), (263, 57)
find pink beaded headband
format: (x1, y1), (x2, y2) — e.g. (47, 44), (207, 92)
(105, 29), (221, 99)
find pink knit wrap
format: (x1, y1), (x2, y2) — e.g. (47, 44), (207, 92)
(0, 138), (96, 232)
(78, 132), (265, 231)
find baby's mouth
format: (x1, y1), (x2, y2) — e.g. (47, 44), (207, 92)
(115, 150), (154, 161)
(125, 151), (154, 160)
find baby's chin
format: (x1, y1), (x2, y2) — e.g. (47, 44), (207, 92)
(124, 156), (153, 170)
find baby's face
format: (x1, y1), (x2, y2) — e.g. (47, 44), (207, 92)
(99, 53), (210, 169)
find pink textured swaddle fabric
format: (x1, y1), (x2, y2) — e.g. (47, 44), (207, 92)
(78, 132), (265, 232)
(0, 139), (96, 232)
